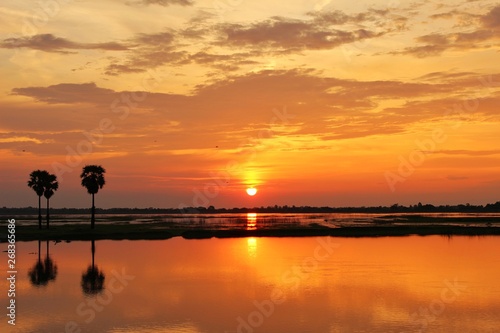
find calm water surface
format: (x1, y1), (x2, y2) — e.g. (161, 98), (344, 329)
(1, 236), (499, 333)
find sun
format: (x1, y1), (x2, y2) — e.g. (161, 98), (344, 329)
(246, 187), (257, 196)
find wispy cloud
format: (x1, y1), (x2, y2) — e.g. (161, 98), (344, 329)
(11, 83), (115, 104)
(0, 34), (129, 54)
(105, 31), (187, 75)
(127, 0), (194, 6)
(433, 149), (500, 156)
(216, 8), (399, 53)
(10, 69), (499, 146)
(398, 5), (500, 57)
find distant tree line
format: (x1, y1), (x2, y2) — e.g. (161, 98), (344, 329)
(2, 201), (500, 215)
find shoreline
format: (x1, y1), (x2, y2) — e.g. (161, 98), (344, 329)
(2, 222), (500, 242)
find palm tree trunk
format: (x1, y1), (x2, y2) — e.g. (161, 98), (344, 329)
(38, 195), (42, 229)
(46, 198), (50, 229)
(91, 193), (95, 229)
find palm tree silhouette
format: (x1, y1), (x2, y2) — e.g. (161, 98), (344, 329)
(27, 170), (50, 229)
(81, 240), (105, 295)
(43, 173), (59, 229)
(80, 165), (106, 229)
(28, 240), (58, 287)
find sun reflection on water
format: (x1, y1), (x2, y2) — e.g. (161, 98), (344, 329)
(246, 212), (257, 230)
(247, 237), (257, 258)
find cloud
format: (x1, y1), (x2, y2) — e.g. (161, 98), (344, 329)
(11, 83), (116, 104)
(0, 8), (404, 76)
(0, 31), (185, 76)
(417, 71), (478, 82)
(186, 51), (259, 71)
(0, 34), (129, 53)
(104, 28), (263, 75)
(429, 9), (480, 26)
(217, 14), (385, 52)
(433, 150), (500, 156)
(430, 10), (460, 20)
(482, 5), (500, 28)
(133, 31), (176, 45)
(12, 69), (497, 145)
(0, 134), (51, 144)
(132, 0), (194, 6)
(104, 31), (188, 75)
(399, 5), (500, 57)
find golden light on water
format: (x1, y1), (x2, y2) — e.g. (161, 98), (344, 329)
(246, 212), (257, 230)
(247, 237), (257, 258)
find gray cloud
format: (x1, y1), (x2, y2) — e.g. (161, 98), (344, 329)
(482, 5), (500, 28)
(0, 34), (129, 53)
(11, 83), (115, 104)
(104, 30), (191, 75)
(398, 5), (500, 57)
(217, 13), (386, 52)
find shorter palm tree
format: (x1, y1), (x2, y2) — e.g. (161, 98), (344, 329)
(27, 170), (50, 229)
(80, 165), (106, 229)
(43, 173), (58, 229)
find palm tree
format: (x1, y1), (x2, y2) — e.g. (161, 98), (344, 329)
(43, 173), (59, 229)
(80, 165), (106, 229)
(27, 170), (50, 229)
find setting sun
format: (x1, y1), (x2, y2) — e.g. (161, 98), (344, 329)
(246, 188), (258, 196)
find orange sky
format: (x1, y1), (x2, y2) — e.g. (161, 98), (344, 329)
(0, 0), (499, 208)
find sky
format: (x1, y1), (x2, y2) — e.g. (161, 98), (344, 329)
(0, 0), (499, 209)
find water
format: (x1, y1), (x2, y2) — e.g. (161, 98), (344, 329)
(1, 235), (499, 333)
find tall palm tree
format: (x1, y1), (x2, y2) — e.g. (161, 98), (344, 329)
(80, 165), (106, 229)
(43, 173), (59, 229)
(27, 170), (50, 229)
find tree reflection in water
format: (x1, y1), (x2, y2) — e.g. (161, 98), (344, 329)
(81, 239), (105, 295)
(28, 240), (58, 287)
